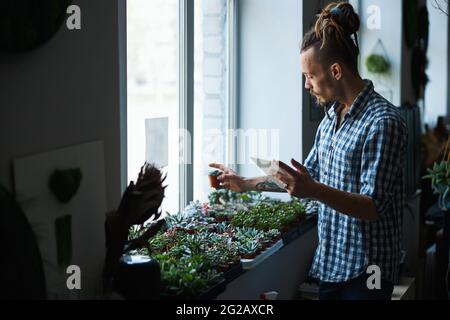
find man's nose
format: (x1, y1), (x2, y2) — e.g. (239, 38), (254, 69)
(305, 79), (311, 90)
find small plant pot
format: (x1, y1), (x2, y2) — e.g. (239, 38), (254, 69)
(242, 253), (256, 260)
(218, 266), (228, 273)
(215, 216), (229, 223)
(265, 240), (275, 248)
(208, 170), (222, 189)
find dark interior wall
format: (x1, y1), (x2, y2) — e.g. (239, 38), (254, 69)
(0, 0), (126, 211)
(301, 0), (335, 160)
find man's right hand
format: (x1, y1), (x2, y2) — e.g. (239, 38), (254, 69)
(209, 163), (249, 193)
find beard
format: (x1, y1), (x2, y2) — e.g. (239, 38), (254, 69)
(310, 91), (329, 107)
(310, 91), (335, 120)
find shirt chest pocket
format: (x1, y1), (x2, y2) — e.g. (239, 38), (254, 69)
(332, 136), (364, 188)
(318, 138), (332, 182)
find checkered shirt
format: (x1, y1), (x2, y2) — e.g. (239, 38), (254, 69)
(305, 80), (407, 284)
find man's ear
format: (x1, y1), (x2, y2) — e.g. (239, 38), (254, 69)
(330, 63), (343, 81)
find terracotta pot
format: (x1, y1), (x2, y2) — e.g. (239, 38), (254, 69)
(208, 175), (220, 189)
(208, 170), (222, 189)
(216, 216), (228, 223)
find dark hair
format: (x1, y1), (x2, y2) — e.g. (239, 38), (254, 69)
(301, 2), (360, 73)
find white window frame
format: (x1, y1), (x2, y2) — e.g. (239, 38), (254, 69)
(227, 0), (239, 172)
(178, 0), (195, 210)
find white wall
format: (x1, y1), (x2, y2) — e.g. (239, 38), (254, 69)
(424, 0), (449, 127)
(0, 0), (126, 211)
(359, 0), (403, 107)
(237, 0), (303, 200)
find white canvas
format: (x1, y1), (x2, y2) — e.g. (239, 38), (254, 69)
(13, 141), (107, 299)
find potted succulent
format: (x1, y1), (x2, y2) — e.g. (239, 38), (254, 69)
(234, 227), (264, 247)
(239, 240), (262, 259)
(259, 229), (281, 248)
(423, 136), (450, 210)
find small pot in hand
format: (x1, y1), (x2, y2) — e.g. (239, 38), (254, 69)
(208, 170), (222, 189)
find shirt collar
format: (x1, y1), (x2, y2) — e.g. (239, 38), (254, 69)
(328, 79), (374, 120)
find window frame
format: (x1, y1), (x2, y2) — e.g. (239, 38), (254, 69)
(226, 0), (239, 172)
(178, 0), (195, 210)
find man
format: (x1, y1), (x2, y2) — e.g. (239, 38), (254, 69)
(209, 2), (407, 300)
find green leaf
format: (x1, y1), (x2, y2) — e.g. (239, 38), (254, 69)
(54, 214), (72, 269)
(48, 168), (82, 203)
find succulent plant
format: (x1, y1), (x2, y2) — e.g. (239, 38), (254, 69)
(157, 253), (213, 297)
(215, 221), (232, 234)
(183, 200), (205, 217)
(234, 227), (264, 243)
(239, 240), (261, 258)
(266, 229), (281, 240)
(208, 189), (263, 205)
(231, 200), (305, 231)
(423, 159), (450, 209)
(165, 211), (186, 229)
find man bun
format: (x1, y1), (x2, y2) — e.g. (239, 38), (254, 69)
(315, 2), (360, 51)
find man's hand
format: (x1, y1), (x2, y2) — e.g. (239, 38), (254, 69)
(272, 158), (318, 198)
(273, 159), (379, 220)
(209, 163), (249, 193)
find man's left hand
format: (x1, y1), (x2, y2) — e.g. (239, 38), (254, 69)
(272, 158), (318, 199)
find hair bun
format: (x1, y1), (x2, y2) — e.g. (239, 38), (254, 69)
(330, 2), (360, 35)
(317, 2), (360, 36)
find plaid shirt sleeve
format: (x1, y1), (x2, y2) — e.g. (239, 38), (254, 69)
(359, 116), (407, 218)
(303, 122), (322, 181)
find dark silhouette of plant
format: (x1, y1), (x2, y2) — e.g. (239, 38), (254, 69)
(103, 163), (167, 295)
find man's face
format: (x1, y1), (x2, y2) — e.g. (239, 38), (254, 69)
(300, 47), (336, 107)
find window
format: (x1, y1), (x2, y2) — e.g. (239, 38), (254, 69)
(127, 0), (179, 215)
(127, 0), (236, 214)
(424, 0), (449, 127)
(194, 0), (236, 202)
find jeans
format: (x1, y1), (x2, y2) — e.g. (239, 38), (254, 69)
(319, 273), (394, 300)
